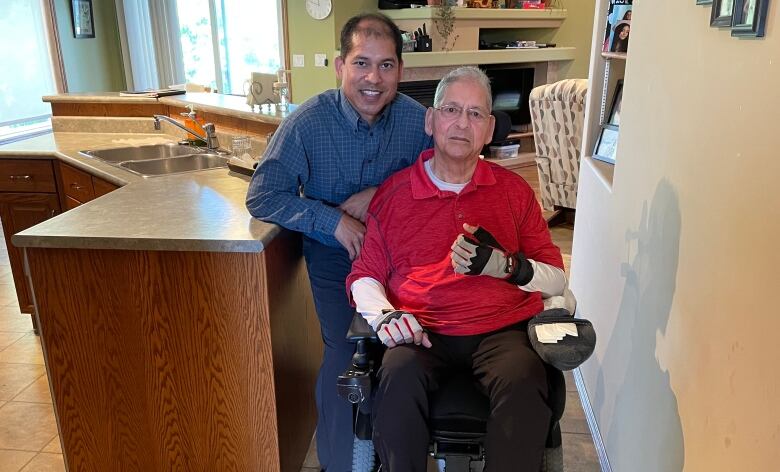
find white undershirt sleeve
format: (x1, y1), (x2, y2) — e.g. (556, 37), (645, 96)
(350, 277), (394, 329)
(519, 259), (567, 298)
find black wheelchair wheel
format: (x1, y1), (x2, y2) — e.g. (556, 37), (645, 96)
(352, 436), (376, 472)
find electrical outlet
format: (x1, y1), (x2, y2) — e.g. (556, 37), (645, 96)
(315, 54), (327, 67)
(293, 54), (305, 68)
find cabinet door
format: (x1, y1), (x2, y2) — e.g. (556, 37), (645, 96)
(59, 163), (95, 203)
(92, 177), (119, 198)
(0, 193), (61, 313)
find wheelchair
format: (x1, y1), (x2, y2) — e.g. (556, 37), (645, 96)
(337, 313), (566, 472)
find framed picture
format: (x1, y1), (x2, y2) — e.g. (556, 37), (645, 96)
(594, 124), (620, 165)
(710, 0), (734, 27)
(732, 0), (769, 37)
(608, 80), (624, 126)
(71, 0), (95, 39)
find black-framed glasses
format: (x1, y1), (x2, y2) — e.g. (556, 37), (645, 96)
(433, 104), (490, 123)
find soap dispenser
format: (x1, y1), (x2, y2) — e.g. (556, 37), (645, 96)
(180, 105), (207, 146)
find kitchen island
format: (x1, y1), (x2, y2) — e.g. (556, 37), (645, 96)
(2, 129), (321, 472)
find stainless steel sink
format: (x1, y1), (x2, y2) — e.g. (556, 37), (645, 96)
(79, 143), (228, 177)
(119, 154), (227, 177)
(81, 143), (198, 163)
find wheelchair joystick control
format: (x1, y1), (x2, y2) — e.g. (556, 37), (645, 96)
(338, 339), (374, 405)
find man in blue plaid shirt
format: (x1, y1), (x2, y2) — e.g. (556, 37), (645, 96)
(246, 13), (432, 472)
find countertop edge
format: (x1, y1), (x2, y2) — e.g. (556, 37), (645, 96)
(42, 94), (160, 104)
(11, 233), (271, 253)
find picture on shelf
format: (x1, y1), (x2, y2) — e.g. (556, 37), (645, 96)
(608, 80), (624, 126)
(732, 0), (769, 37)
(602, 0), (632, 54)
(594, 124), (619, 164)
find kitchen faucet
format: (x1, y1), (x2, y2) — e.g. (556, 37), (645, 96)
(153, 114), (220, 151)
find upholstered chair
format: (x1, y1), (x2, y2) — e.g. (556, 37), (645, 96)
(529, 79), (588, 213)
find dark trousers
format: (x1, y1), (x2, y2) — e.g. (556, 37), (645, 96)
(302, 237), (356, 472)
(373, 324), (552, 472)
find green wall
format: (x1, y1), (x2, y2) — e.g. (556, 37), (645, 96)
(55, 0), (125, 92)
(288, 0), (375, 104)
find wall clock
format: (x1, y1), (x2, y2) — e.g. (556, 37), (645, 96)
(305, 0), (332, 20)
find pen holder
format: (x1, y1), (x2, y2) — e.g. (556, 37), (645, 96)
(415, 35), (432, 52)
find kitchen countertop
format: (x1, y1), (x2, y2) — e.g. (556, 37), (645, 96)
(44, 92), (296, 126)
(1, 132), (279, 253)
(42, 91), (159, 104)
(160, 93), (296, 126)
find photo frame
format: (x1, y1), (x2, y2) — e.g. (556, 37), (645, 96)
(710, 0), (734, 27)
(608, 80), (624, 126)
(731, 0), (769, 37)
(594, 124), (620, 165)
(71, 0), (95, 39)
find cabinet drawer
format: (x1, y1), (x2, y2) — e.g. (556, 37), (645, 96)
(60, 163), (95, 203)
(0, 160), (56, 193)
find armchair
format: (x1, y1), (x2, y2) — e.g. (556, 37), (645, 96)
(529, 79), (588, 216)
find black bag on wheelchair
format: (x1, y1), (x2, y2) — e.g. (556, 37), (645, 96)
(527, 308), (597, 371)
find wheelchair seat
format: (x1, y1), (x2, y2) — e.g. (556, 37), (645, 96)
(339, 313), (566, 472)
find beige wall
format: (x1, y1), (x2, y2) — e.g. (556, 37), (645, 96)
(549, 0), (596, 79)
(54, 0), (125, 92)
(571, 1), (780, 471)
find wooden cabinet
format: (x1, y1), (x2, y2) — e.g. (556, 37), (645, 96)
(0, 159), (61, 314)
(0, 159), (120, 314)
(93, 176), (119, 197)
(59, 162), (95, 203)
(57, 162), (119, 209)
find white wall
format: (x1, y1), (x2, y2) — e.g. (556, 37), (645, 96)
(571, 1), (780, 470)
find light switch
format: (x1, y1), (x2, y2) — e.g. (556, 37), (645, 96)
(315, 54), (328, 67)
(293, 54), (305, 68)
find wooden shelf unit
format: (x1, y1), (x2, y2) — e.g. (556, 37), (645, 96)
(381, 7), (569, 56)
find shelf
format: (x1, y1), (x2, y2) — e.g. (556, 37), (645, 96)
(600, 52), (627, 60)
(381, 7), (567, 27)
(584, 155), (614, 189)
(486, 152), (536, 169)
(399, 47), (576, 68)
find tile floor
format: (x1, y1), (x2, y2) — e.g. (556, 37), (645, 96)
(0, 241), (65, 471)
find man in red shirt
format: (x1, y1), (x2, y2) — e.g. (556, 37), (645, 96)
(347, 66), (568, 472)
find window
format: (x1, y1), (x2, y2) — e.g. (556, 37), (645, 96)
(0, 0), (59, 144)
(175, 0), (283, 95)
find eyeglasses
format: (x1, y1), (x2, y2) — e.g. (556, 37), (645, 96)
(433, 104), (490, 123)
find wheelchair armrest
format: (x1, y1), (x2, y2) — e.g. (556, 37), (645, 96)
(347, 312), (379, 343)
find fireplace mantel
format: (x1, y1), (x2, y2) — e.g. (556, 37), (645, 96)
(397, 47), (576, 68)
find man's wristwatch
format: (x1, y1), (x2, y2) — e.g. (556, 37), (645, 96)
(504, 254), (515, 278)
(505, 253), (534, 286)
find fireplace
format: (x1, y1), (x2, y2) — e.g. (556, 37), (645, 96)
(398, 65), (535, 131)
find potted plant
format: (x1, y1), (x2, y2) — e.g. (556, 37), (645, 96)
(434, 3), (459, 51)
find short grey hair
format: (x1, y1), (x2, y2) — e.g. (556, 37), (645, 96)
(433, 66), (492, 111)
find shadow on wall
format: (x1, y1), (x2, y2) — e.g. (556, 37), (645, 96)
(594, 179), (685, 472)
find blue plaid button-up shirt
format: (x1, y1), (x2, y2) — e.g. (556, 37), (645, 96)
(246, 89), (433, 247)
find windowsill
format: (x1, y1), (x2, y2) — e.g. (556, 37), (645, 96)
(0, 121), (53, 146)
